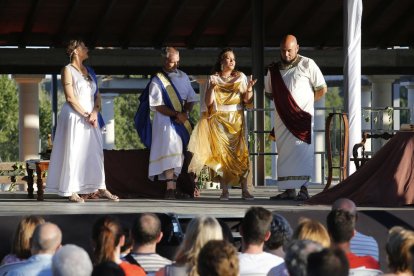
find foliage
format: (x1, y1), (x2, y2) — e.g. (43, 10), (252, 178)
(114, 94), (144, 149)
(39, 89), (53, 153)
(0, 75), (19, 161)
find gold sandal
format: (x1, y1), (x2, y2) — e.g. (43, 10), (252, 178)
(98, 189), (120, 201)
(68, 193), (85, 203)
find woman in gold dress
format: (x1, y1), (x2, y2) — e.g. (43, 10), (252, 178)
(188, 48), (256, 200)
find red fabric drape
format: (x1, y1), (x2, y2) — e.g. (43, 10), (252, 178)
(269, 65), (312, 144)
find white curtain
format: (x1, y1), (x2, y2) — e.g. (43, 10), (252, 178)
(344, 0), (363, 175)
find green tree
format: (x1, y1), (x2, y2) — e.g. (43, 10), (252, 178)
(39, 89), (52, 152)
(114, 94), (144, 149)
(0, 75), (19, 161)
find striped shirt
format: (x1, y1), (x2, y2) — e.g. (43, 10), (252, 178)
(128, 253), (172, 275)
(350, 231), (379, 261)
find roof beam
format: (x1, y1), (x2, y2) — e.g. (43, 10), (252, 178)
(377, 1), (414, 48)
(1, 48), (414, 75)
(264, 0), (295, 39)
(152, 0), (187, 48)
(53, 0), (81, 46)
(19, 0), (42, 47)
(319, 8), (342, 48)
(89, 0), (118, 47)
(121, 0), (152, 49)
(186, 0), (225, 48)
(221, 0), (250, 46)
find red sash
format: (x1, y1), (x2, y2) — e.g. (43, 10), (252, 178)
(269, 64), (311, 144)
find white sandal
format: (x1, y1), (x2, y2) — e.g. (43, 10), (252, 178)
(68, 193), (85, 203)
(98, 189), (119, 201)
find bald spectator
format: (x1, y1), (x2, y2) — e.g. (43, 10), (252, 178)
(52, 244), (93, 276)
(125, 213), (171, 275)
(1, 222), (62, 276)
(332, 198), (379, 261)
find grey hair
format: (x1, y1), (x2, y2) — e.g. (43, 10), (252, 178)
(52, 244), (93, 276)
(161, 46), (179, 58)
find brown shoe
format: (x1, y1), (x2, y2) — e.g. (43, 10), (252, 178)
(242, 190), (254, 200)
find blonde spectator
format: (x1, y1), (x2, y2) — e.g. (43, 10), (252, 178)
(384, 226), (414, 276)
(293, 217), (331, 248)
(156, 216), (223, 276)
(0, 215), (45, 265)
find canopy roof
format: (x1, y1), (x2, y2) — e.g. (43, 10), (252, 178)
(1, 0), (413, 49)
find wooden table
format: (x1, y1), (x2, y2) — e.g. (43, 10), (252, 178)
(26, 160), (49, 201)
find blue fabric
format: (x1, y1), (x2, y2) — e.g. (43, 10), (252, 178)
(4, 254), (53, 276)
(134, 79), (153, 148)
(86, 66), (105, 129)
(134, 71), (190, 149)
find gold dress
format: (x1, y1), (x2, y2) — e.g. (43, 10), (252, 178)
(188, 72), (251, 186)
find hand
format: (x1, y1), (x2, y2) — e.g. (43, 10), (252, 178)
(209, 76), (218, 90)
(88, 111), (98, 128)
(247, 75), (257, 91)
(175, 112), (188, 124)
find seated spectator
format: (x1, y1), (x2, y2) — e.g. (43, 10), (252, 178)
(0, 222), (62, 276)
(52, 244), (93, 276)
(332, 198), (380, 261)
(238, 207), (286, 276)
(383, 226), (414, 276)
(282, 239), (323, 276)
(0, 215), (45, 265)
(92, 261), (125, 276)
(293, 217), (331, 248)
(307, 248), (349, 276)
(125, 213), (172, 275)
(265, 213), (293, 258)
(326, 209), (380, 271)
(120, 227), (133, 258)
(92, 215), (145, 276)
(156, 216), (223, 276)
(197, 240), (239, 276)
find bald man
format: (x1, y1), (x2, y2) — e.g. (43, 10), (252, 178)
(266, 34), (327, 201)
(332, 198), (379, 261)
(1, 222), (62, 276)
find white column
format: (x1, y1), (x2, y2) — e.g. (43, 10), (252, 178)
(393, 82), (400, 130)
(13, 75), (44, 161)
(313, 95), (325, 184)
(400, 82), (414, 123)
(101, 93), (118, 150)
(367, 75), (398, 152)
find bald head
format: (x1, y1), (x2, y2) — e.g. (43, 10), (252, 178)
(332, 198), (357, 216)
(132, 213), (162, 245)
(31, 222), (62, 254)
(280, 34), (299, 64)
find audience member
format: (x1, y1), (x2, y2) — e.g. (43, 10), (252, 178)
(292, 217), (331, 248)
(326, 209), (380, 271)
(0, 215), (45, 265)
(265, 213), (293, 258)
(197, 240), (239, 276)
(120, 227), (133, 258)
(92, 261), (125, 276)
(125, 213), (172, 275)
(52, 244), (93, 276)
(91, 215), (145, 276)
(332, 198), (380, 261)
(383, 226), (414, 276)
(0, 222), (62, 276)
(156, 215), (223, 276)
(282, 239), (323, 276)
(307, 248), (349, 276)
(238, 207), (286, 276)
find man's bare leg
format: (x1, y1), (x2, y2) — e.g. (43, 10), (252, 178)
(164, 168), (176, 200)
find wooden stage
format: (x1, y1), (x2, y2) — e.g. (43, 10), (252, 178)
(0, 186), (413, 271)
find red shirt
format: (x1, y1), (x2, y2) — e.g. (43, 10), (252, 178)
(119, 261), (146, 276)
(346, 252), (380, 269)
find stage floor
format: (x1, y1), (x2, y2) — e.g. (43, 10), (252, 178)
(0, 186), (413, 271)
(0, 186), (406, 218)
